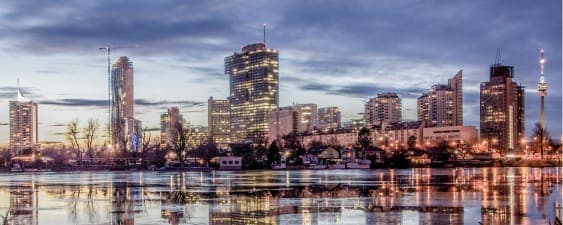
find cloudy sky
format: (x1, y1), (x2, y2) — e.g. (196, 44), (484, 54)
(0, 0), (561, 144)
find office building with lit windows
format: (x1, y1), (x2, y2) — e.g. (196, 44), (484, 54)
(480, 64), (525, 153)
(226, 43), (279, 144)
(364, 93), (402, 126)
(208, 97), (230, 149)
(317, 106), (341, 132)
(292, 103), (317, 133)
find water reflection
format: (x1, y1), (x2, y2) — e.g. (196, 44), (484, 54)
(0, 167), (560, 225)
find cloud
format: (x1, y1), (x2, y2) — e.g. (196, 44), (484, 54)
(49, 123), (66, 127)
(296, 79), (425, 99)
(35, 70), (61, 74)
(0, 86), (41, 99)
(135, 99), (204, 107)
(38, 98), (204, 108)
(143, 127), (160, 132)
(0, 0), (560, 139)
(39, 98), (107, 107)
(0, 1), (244, 57)
(0, 122), (9, 126)
(49, 132), (67, 136)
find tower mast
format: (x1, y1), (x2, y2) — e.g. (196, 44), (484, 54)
(537, 49), (547, 158)
(263, 23), (267, 45)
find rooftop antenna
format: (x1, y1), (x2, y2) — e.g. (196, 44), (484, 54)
(494, 48), (501, 65)
(263, 23), (267, 45)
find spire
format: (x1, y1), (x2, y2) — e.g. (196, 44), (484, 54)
(538, 49), (547, 96)
(16, 78), (28, 102)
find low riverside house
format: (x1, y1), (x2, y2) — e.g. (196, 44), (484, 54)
(217, 156), (242, 170)
(302, 154), (319, 165)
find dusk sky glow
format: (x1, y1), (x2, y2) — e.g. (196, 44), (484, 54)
(0, 0), (561, 144)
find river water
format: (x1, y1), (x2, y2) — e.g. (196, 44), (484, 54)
(0, 167), (560, 225)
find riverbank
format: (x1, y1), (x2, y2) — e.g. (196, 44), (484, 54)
(1, 158), (561, 173)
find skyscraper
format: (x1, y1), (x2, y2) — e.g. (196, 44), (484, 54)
(317, 107), (341, 132)
(292, 103), (317, 133)
(226, 43), (279, 144)
(160, 107), (183, 149)
(480, 64), (525, 153)
(417, 70), (463, 127)
(111, 56), (134, 150)
(208, 97), (231, 149)
(364, 93), (402, 126)
(9, 82), (38, 156)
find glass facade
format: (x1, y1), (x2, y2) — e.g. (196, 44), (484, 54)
(111, 56), (134, 150)
(208, 97), (231, 149)
(480, 64), (525, 153)
(317, 106), (341, 132)
(225, 43), (279, 144)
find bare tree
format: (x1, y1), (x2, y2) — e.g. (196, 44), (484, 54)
(66, 119), (82, 161)
(531, 122), (551, 159)
(139, 126), (159, 160)
(173, 121), (187, 163)
(83, 118), (100, 159)
(111, 117), (129, 156)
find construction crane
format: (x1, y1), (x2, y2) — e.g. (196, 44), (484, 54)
(98, 44), (138, 146)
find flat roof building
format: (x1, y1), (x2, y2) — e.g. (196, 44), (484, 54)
(480, 64), (525, 153)
(226, 43), (279, 144)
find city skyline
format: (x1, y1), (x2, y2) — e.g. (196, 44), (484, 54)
(0, 0), (561, 144)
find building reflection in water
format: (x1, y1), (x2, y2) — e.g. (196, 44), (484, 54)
(7, 176), (38, 225)
(0, 167), (560, 225)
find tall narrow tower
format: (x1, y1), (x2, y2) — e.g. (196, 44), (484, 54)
(537, 49), (547, 132)
(111, 56), (134, 151)
(537, 49), (547, 158)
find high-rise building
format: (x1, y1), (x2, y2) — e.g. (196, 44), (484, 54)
(268, 107), (298, 144)
(111, 56), (135, 150)
(160, 107), (183, 149)
(417, 70), (463, 127)
(208, 97), (230, 149)
(449, 70), (463, 126)
(226, 43), (279, 144)
(9, 83), (38, 155)
(480, 64), (525, 153)
(364, 93), (402, 126)
(317, 107), (341, 132)
(292, 103), (317, 133)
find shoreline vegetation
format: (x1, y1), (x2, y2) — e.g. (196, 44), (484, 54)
(2, 158), (560, 173)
